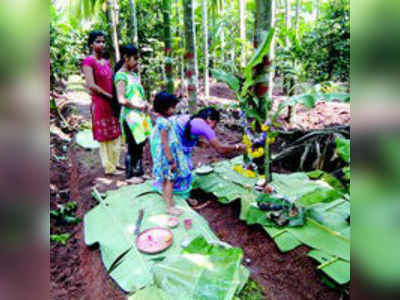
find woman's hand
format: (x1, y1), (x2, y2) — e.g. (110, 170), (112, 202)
(103, 92), (113, 100)
(237, 144), (247, 152)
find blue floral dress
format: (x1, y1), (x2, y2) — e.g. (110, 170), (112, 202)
(151, 116), (192, 195)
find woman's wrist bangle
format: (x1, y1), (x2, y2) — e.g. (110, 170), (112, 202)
(234, 144), (239, 151)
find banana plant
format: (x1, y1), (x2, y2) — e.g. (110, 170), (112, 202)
(212, 27), (349, 181)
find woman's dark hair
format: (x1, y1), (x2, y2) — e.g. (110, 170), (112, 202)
(184, 107), (220, 141)
(88, 30), (105, 47)
(114, 44), (140, 73)
(153, 91), (179, 116)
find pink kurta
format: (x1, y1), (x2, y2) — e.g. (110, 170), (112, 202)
(82, 56), (121, 142)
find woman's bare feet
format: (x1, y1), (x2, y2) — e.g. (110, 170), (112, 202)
(166, 206), (183, 216)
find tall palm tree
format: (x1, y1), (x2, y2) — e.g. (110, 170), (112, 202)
(183, 0), (198, 112)
(129, 0), (138, 44)
(239, 0), (246, 68)
(163, 0), (174, 92)
(202, 0), (210, 97)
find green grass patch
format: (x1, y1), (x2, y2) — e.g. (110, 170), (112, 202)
(236, 279), (266, 300)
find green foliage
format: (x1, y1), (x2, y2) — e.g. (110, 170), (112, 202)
(275, 0), (350, 87)
(335, 137), (350, 163)
(50, 4), (88, 92)
(51, 201), (82, 225)
(50, 233), (72, 245)
(300, 0), (350, 82)
(236, 280), (265, 300)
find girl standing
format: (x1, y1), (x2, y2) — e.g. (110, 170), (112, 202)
(82, 31), (121, 175)
(151, 92), (191, 216)
(114, 45), (152, 182)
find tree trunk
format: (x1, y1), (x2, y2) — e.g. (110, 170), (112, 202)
(229, 0), (235, 71)
(239, 0), (246, 68)
(176, 0), (186, 96)
(129, 0), (138, 44)
(107, 0), (120, 61)
(284, 0), (290, 45)
(254, 0), (273, 181)
(295, 0), (300, 37)
(314, 0), (319, 22)
(163, 0), (174, 93)
(183, 0), (198, 112)
(268, 0), (276, 99)
(202, 0), (209, 97)
(219, 0), (225, 67)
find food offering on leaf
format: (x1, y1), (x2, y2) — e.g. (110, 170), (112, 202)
(167, 216), (179, 228)
(195, 164), (214, 175)
(136, 227), (174, 254)
(256, 193), (305, 227)
(264, 184), (275, 194)
(184, 218), (192, 230)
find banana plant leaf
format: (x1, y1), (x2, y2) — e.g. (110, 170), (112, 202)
(75, 129), (99, 149)
(335, 137), (350, 163)
(152, 236), (249, 300)
(307, 170), (347, 195)
(84, 183), (219, 293)
(263, 227), (302, 252)
(308, 199), (350, 233)
(271, 173), (343, 206)
(287, 218), (350, 261)
(129, 286), (173, 300)
(308, 250), (350, 285)
(210, 69), (240, 94)
(193, 173), (249, 204)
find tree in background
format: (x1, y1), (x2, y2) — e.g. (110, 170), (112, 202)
(163, 0), (174, 93)
(183, 0), (198, 112)
(202, 0), (210, 97)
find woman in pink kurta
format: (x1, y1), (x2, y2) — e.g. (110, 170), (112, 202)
(82, 31), (122, 175)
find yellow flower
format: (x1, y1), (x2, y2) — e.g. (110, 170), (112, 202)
(249, 147), (264, 159)
(242, 135), (252, 147)
(261, 124), (270, 132)
(244, 170), (257, 178)
(267, 137), (276, 144)
(233, 164), (244, 174)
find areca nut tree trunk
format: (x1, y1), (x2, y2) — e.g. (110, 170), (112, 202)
(254, 0), (273, 181)
(107, 0), (120, 61)
(229, 0), (235, 70)
(239, 0), (246, 68)
(268, 0), (276, 99)
(202, 0), (210, 97)
(295, 0), (300, 37)
(183, 0), (198, 112)
(176, 0), (186, 96)
(163, 0), (174, 93)
(219, 0), (226, 67)
(129, 0), (138, 44)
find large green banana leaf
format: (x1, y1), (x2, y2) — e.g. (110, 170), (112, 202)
(193, 157), (350, 285)
(152, 236), (249, 300)
(84, 183), (220, 293)
(308, 250), (350, 285)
